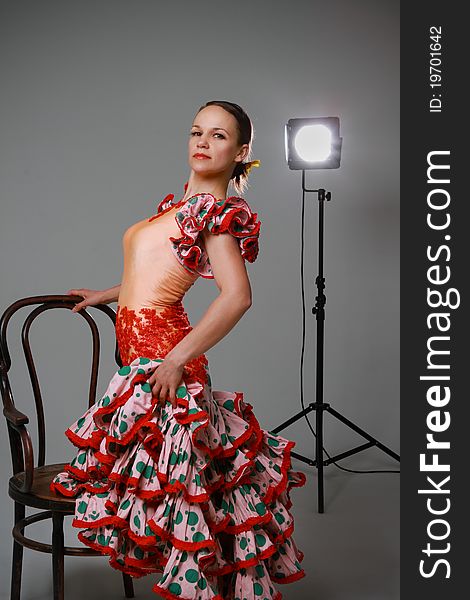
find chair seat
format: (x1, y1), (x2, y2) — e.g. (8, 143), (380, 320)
(9, 463), (76, 511)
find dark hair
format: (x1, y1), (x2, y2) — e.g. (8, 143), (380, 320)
(196, 100), (256, 195)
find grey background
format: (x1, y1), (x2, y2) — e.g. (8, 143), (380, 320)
(0, 1), (399, 599)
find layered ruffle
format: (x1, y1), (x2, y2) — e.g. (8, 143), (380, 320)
(50, 357), (306, 599)
(168, 193), (261, 279)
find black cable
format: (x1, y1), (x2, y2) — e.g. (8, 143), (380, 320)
(298, 186), (400, 475)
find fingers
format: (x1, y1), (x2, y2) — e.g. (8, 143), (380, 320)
(158, 384), (177, 408)
(66, 289), (85, 312)
(150, 378), (177, 408)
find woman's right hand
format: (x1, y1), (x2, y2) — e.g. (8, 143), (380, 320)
(66, 288), (105, 313)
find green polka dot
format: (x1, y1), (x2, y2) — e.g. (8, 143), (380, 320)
(255, 564), (265, 578)
(253, 582), (263, 595)
(134, 515), (141, 528)
(192, 531), (205, 542)
(97, 534), (107, 546)
(77, 417), (86, 428)
(171, 565), (178, 577)
(139, 357), (150, 364)
(134, 546), (144, 559)
(120, 499), (131, 511)
(197, 576), (207, 590)
(169, 451), (178, 465)
(180, 550), (188, 562)
(255, 460), (266, 473)
(141, 382), (152, 393)
(101, 396), (111, 407)
(143, 465), (156, 479)
(185, 569), (199, 583)
(267, 437), (280, 447)
(118, 366), (131, 376)
(168, 583), (182, 595)
(255, 502), (266, 516)
(77, 501), (87, 514)
(77, 452), (86, 465)
(187, 511), (199, 526)
(240, 537), (248, 550)
(255, 533), (266, 547)
(223, 399), (235, 411)
(119, 420), (128, 433)
(175, 511), (183, 525)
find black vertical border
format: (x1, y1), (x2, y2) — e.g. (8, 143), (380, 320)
(401, 2), (467, 598)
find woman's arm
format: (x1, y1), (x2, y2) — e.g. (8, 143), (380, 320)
(100, 284), (121, 304)
(165, 230), (252, 367)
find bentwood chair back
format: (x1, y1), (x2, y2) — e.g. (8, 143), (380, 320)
(0, 294), (133, 600)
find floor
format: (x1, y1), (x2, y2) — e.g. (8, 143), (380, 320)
(0, 453), (399, 600)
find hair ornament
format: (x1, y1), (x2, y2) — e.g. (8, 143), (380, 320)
(244, 159), (261, 175)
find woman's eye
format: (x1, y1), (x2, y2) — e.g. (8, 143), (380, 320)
(190, 131), (225, 139)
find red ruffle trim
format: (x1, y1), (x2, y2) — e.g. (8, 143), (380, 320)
(168, 193), (261, 279)
(151, 583), (224, 600)
(50, 366), (306, 589)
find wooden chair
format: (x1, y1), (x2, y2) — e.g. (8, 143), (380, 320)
(0, 295), (135, 599)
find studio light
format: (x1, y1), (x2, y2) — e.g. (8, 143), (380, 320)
(285, 117), (342, 170)
(273, 115), (399, 513)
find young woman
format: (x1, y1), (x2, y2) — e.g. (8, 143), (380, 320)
(50, 100), (307, 600)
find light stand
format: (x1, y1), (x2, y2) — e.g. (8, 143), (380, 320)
(271, 170), (400, 513)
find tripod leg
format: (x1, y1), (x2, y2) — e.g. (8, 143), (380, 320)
(327, 406), (400, 462)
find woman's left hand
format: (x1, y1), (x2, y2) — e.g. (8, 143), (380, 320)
(148, 355), (185, 408)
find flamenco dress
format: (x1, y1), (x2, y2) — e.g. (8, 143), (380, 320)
(50, 185), (307, 600)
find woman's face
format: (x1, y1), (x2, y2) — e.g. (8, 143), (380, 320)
(188, 105), (249, 177)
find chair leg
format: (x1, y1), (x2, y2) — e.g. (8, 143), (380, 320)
(11, 501), (25, 600)
(122, 573), (135, 598)
(52, 512), (65, 600)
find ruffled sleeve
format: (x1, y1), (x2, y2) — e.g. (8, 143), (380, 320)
(168, 193), (261, 279)
(154, 193), (175, 216)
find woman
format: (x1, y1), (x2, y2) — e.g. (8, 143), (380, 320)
(50, 101), (307, 600)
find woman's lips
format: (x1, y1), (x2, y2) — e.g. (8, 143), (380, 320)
(194, 154), (210, 159)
